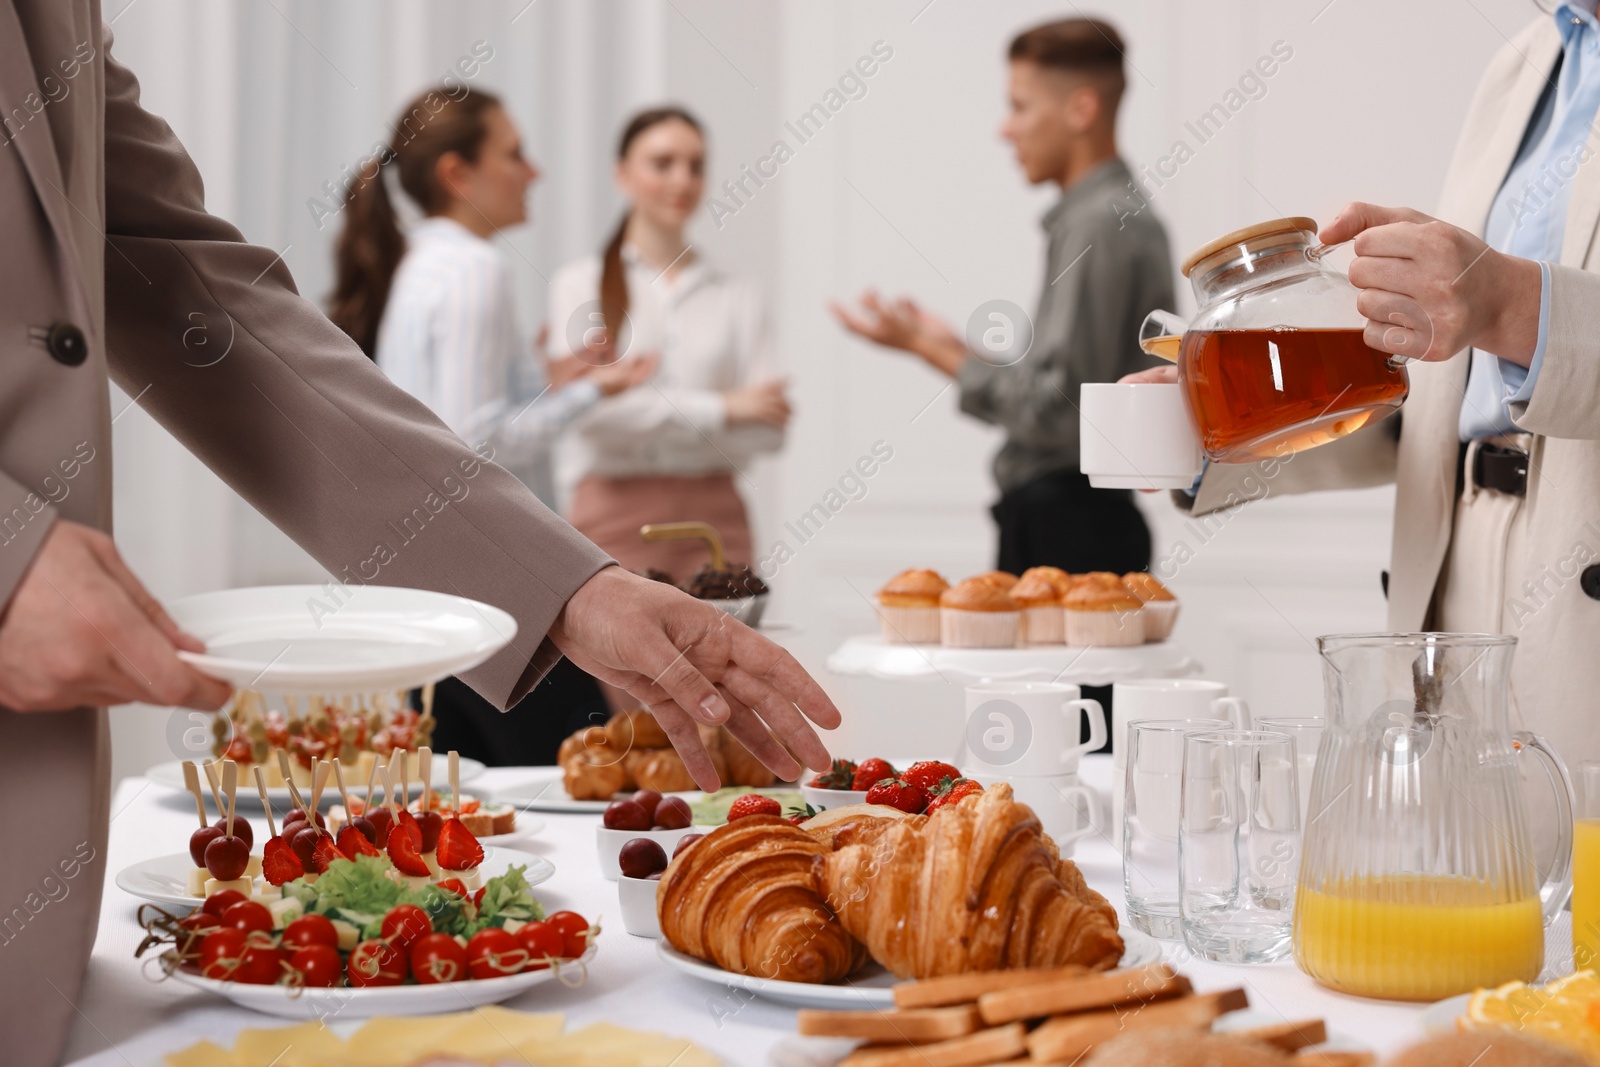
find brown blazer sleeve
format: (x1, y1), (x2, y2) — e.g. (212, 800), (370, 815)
(96, 39), (612, 709)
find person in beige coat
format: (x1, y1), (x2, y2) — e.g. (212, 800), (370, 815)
(1131, 9), (1600, 784)
(0, 7), (838, 1064)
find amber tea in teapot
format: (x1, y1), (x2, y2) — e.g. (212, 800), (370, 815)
(1180, 326), (1408, 462)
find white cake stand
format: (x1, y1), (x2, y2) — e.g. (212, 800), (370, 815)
(826, 634), (1200, 686)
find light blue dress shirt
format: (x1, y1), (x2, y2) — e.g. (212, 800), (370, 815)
(1460, 0), (1600, 440)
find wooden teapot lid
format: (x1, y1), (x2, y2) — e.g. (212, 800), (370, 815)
(1180, 216), (1319, 277)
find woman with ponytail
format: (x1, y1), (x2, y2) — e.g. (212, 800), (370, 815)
(329, 87), (648, 764)
(549, 107), (790, 579)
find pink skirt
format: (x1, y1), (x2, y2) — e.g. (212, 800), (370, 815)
(568, 473), (753, 584)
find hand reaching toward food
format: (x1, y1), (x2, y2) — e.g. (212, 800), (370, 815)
(1322, 201), (1541, 367)
(0, 520), (233, 712)
(831, 290), (969, 376)
(547, 566), (840, 790)
(723, 377), (791, 428)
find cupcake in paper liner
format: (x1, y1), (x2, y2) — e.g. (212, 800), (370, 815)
(1012, 566), (1072, 645)
(1122, 571), (1179, 642)
(1064, 572), (1145, 647)
(874, 568), (948, 644)
(939, 577), (1020, 648)
(683, 563), (769, 627)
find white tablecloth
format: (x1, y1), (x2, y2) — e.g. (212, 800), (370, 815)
(66, 757), (1449, 1067)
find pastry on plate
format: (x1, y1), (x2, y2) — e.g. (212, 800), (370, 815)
(873, 568), (948, 644)
(634, 749), (699, 793)
(818, 783), (1123, 978)
(971, 570), (1019, 591)
(1388, 1031), (1587, 1067)
(938, 578), (1020, 648)
(657, 815), (867, 983)
(605, 708), (670, 751)
(1012, 566), (1071, 645)
(1121, 571), (1179, 642)
(1064, 572), (1144, 647)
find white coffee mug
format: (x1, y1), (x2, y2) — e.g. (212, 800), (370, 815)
(967, 771), (1098, 856)
(964, 681), (1107, 778)
(1110, 679), (1248, 851)
(1079, 382), (1203, 490)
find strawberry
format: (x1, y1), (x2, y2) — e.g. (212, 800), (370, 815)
(310, 833), (344, 874)
(726, 794), (782, 821)
(851, 758), (896, 792)
(865, 778), (929, 814)
(386, 821), (431, 877)
(811, 759), (858, 790)
(902, 761), (961, 793)
(437, 818), (485, 872)
(261, 836), (303, 887)
(786, 803), (822, 825)
(926, 778), (984, 814)
(393, 808), (424, 849)
(337, 825), (380, 860)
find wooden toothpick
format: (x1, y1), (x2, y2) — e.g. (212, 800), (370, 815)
(449, 750), (461, 817)
(419, 746), (433, 813)
(252, 765), (277, 838)
(201, 760), (225, 817)
(363, 756), (380, 811)
(181, 761), (208, 829)
(222, 760), (238, 841)
(332, 758), (354, 818)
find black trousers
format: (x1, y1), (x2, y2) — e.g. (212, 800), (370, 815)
(991, 468), (1152, 755)
(420, 658), (611, 767)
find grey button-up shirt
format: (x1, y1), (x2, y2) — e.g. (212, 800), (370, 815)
(958, 158), (1174, 494)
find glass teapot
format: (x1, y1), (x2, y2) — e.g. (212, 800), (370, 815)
(1141, 217), (1409, 463)
(1294, 633), (1574, 1001)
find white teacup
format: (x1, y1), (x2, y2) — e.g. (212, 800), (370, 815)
(1110, 679), (1248, 850)
(1079, 382), (1203, 490)
(967, 771), (1099, 856)
(964, 681), (1107, 778)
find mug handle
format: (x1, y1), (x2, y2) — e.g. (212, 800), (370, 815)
(1210, 696), (1250, 729)
(1052, 783), (1100, 844)
(1062, 698), (1108, 765)
(1515, 731), (1575, 924)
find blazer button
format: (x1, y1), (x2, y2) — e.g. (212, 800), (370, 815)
(47, 323), (87, 366)
(1582, 564), (1600, 602)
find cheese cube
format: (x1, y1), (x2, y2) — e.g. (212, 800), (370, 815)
(203, 876), (252, 898)
(423, 852), (441, 878)
(501, 918), (527, 936)
(252, 884), (282, 903)
(186, 868), (210, 897)
(331, 919), (361, 952)
(267, 896), (303, 929)
(245, 855), (262, 878)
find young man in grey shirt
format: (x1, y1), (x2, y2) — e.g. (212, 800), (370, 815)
(835, 17), (1173, 574)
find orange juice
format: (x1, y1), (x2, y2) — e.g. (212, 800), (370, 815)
(1294, 875), (1543, 1001)
(1575, 819), (1600, 972)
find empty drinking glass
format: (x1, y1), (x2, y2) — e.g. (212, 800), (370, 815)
(1180, 730), (1301, 963)
(1254, 717), (1325, 825)
(1122, 717), (1234, 938)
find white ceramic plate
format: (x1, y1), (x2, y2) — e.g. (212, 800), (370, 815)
(1421, 993), (1470, 1036)
(166, 943), (597, 1019)
(492, 768), (611, 814)
(144, 757), (485, 809)
(655, 927), (1162, 1010)
(167, 585), (517, 693)
(115, 846), (554, 910)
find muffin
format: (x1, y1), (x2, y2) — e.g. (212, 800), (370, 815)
(971, 570), (1019, 592)
(939, 578), (1020, 648)
(1063, 572), (1145, 647)
(1122, 571), (1179, 642)
(874, 568), (949, 644)
(683, 563), (769, 626)
(1012, 567), (1071, 645)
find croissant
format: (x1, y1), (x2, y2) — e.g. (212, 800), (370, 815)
(801, 804), (924, 851)
(634, 749), (699, 793)
(556, 725), (613, 766)
(605, 708), (670, 751)
(720, 728), (779, 788)
(657, 815), (867, 984)
(817, 783), (1124, 979)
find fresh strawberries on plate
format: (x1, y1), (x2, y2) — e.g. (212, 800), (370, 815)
(310, 833), (344, 875)
(437, 818), (485, 872)
(903, 761), (961, 793)
(865, 778), (929, 814)
(337, 824), (381, 860)
(810, 759), (859, 790)
(927, 777), (984, 814)
(386, 821), (431, 877)
(261, 836), (303, 887)
(851, 758), (897, 791)
(726, 794), (782, 821)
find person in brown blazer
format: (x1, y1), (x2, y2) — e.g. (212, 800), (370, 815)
(0, 8), (839, 1064)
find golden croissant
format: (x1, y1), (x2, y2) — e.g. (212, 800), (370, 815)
(657, 815), (867, 984)
(817, 783), (1124, 978)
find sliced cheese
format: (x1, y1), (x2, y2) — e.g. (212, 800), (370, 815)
(329, 918), (360, 952)
(163, 1039), (239, 1067)
(203, 877), (252, 898)
(251, 884), (281, 903)
(422, 851), (441, 878)
(231, 1021), (342, 1067)
(433, 1007), (564, 1058)
(244, 855), (262, 878)
(340, 1017), (469, 1067)
(185, 868), (210, 897)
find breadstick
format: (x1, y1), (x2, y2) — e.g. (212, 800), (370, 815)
(892, 965), (1089, 1009)
(797, 1005), (979, 1043)
(838, 1021), (1025, 1067)
(1228, 1018), (1328, 1053)
(1025, 988), (1249, 1063)
(977, 963), (1188, 1025)
(1294, 1052), (1375, 1067)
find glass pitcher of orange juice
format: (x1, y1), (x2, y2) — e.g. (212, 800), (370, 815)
(1294, 633), (1574, 1001)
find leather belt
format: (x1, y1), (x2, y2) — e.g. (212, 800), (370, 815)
(1471, 441), (1529, 497)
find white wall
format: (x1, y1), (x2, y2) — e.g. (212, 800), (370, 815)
(104, 0), (1538, 778)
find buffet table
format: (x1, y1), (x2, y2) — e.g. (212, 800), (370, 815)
(68, 758), (1453, 1066)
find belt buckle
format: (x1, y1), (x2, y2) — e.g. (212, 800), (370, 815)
(1473, 442), (1529, 497)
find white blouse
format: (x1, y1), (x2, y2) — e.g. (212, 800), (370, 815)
(376, 216), (600, 507)
(547, 246), (783, 484)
